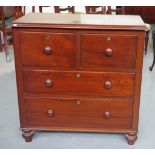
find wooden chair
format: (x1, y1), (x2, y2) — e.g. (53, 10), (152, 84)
(108, 6), (125, 14)
(0, 6), (12, 62)
(85, 6), (107, 14)
(0, 6), (37, 62)
(145, 24), (151, 54)
(38, 6), (50, 13)
(23, 6), (36, 14)
(149, 30), (155, 71)
(54, 6), (75, 13)
(0, 32), (2, 52)
(121, 6), (150, 54)
(0, 6), (25, 62)
(85, 6), (122, 15)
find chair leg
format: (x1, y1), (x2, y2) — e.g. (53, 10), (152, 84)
(3, 33), (10, 62)
(0, 32), (3, 52)
(0, 6), (10, 62)
(0, 32), (10, 61)
(145, 31), (149, 55)
(149, 33), (155, 71)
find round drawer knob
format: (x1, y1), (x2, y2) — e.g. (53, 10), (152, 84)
(47, 109), (54, 117)
(44, 46), (52, 55)
(104, 81), (112, 89)
(104, 111), (111, 119)
(45, 79), (53, 87)
(105, 48), (112, 57)
(76, 73), (80, 78)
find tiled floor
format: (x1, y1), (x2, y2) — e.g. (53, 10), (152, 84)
(0, 37), (155, 148)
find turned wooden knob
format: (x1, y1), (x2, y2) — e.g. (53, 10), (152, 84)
(105, 48), (112, 57)
(104, 81), (112, 89)
(44, 46), (52, 55)
(104, 111), (111, 119)
(47, 109), (54, 117)
(45, 79), (53, 87)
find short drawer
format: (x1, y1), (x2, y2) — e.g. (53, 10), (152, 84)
(23, 70), (135, 97)
(19, 31), (76, 67)
(80, 33), (137, 69)
(24, 97), (133, 130)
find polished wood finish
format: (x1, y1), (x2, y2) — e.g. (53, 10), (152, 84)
(19, 31), (76, 67)
(12, 13), (146, 30)
(24, 98), (133, 130)
(125, 132), (138, 145)
(23, 70), (135, 97)
(80, 33), (137, 69)
(13, 13), (145, 144)
(22, 129), (34, 142)
(123, 6), (155, 24)
(121, 6), (150, 54)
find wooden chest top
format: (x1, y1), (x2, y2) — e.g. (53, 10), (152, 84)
(12, 13), (146, 30)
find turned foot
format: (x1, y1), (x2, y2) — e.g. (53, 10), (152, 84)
(125, 132), (137, 145)
(22, 130), (34, 142)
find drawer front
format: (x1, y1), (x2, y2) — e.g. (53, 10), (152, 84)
(19, 31), (76, 67)
(23, 70), (135, 97)
(24, 98), (133, 130)
(80, 34), (137, 69)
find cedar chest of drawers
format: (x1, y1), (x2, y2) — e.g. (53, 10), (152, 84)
(12, 13), (145, 145)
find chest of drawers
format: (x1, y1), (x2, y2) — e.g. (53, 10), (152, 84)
(13, 13), (145, 145)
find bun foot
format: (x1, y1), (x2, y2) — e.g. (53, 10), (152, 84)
(22, 130), (34, 142)
(125, 132), (137, 145)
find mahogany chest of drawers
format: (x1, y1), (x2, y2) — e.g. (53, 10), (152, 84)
(12, 13), (145, 145)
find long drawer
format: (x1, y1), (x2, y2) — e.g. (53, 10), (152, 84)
(24, 97), (133, 130)
(23, 69), (135, 97)
(19, 31), (76, 67)
(80, 33), (137, 69)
